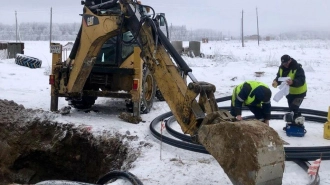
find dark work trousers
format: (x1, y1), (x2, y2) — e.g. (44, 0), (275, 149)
(247, 106), (264, 120)
(286, 94), (305, 118)
(230, 105), (264, 120)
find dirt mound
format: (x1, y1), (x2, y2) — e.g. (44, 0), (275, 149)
(0, 99), (140, 184)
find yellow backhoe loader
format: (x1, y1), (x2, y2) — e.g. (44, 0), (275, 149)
(49, 0), (285, 184)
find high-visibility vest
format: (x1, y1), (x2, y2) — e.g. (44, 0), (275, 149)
(232, 81), (269, 106)
(279, 68), (307, 94)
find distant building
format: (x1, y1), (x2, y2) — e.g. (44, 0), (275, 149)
(0, 42), (7, 50)
(202, 38), (209, 43)
(63, 42), (73, 50)
(245, 35), (261, 40)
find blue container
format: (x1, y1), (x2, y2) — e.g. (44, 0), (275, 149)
(284, 124), (306, 137)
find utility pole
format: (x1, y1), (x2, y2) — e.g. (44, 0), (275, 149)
(15, 11), (18, 42)
(241, 10), (244, 47)
(256, 7), (260, 46)
(50, 7), (52, 46)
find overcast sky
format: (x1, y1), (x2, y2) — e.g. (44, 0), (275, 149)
(0, 0), (329, 36)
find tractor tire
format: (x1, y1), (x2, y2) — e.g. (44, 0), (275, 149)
(126, 68), (156, 114)
(15, 54), (42, 68)
(140, 68), (156, 114)
(66, 96), (97, 110)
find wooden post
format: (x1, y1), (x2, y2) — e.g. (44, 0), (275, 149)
(50, 7), (52, 46)
(15, 11), (18, 43)
(241, 10), (244, 47)
(50, 43), (62, 112)
(256, 7), (260, 46)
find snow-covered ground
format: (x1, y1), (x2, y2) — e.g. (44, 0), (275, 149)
(0, 40), (329, 185)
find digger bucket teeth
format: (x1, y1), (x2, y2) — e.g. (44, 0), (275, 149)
(198, 120), (285, 185)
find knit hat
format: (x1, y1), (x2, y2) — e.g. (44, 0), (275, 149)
(281, 54), (291, 63)
(254, 86), (272, 102)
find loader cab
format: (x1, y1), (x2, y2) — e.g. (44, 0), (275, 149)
(87, 30), (144, 95)
(95, 31), (137, 66)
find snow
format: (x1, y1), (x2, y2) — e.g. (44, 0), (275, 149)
(0, 40), (330, 185)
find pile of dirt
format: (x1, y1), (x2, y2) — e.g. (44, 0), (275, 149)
(0, 99), (140, 184)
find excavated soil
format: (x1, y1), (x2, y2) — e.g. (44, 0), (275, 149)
(0, 99), (141, 184)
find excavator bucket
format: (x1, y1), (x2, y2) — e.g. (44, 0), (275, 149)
(198, 119), (285, 185)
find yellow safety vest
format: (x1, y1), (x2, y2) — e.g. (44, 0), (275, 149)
(279, 68), (307, 94)
(232, 81), (269, 106)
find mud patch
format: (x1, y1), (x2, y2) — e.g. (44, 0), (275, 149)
(0, 99), (140, 184)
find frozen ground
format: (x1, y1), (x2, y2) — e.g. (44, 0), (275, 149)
(0, 40), (329, 185)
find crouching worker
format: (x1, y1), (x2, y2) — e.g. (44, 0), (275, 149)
(230, 81), (272, 125)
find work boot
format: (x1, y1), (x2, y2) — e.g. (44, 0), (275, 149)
(293, 112), (304, 125)
(293, 112), (301, 119)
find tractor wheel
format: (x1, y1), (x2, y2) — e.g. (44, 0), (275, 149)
(66, 96), (97, 109)
(15, 54), (42, 68)
(140, 68), (156, 114)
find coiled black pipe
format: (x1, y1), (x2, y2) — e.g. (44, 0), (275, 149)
(150, 113), (330, 160)
(35, 170), (143, 185)
(96, 170), (143, 185)
(150, 96), (330, 161)
(165, 114), (329, 152)
(216, 96), (327, 117)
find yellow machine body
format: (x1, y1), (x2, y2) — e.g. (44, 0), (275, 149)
(324, 106), (330, 139)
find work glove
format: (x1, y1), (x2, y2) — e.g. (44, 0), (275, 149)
(264, 120), (269, 126)
(272, 80), (278, 88)
(236, 115), (242, 121)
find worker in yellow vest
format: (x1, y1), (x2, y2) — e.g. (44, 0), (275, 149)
(272, 54), (307, 120)
(230, 81), (272, 125)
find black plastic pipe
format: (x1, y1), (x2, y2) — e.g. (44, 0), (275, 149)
(150, 96), (330, 161)
(96, 170), (143, 185)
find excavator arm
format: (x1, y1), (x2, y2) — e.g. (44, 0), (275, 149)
(121, 1), (225, 135)
(51, 0), (285, 184)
